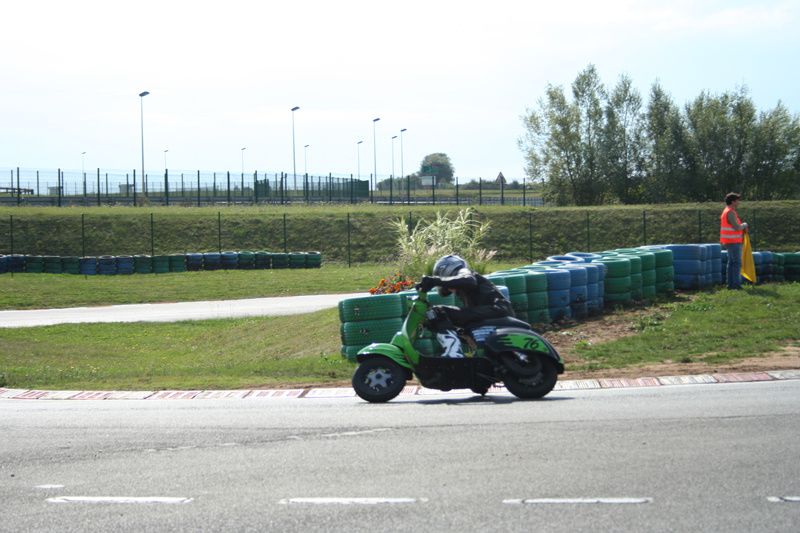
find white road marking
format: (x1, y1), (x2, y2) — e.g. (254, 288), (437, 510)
(35, 485), (65, 489)
(768, 496), (800, 503)
(47, 496), (193, 504)
(279, 497), (425, 505)
(504, 497), (653, 505)
(321, 428), (392, 438)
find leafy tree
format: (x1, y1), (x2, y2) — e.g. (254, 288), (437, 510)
(419, 153), (455, 185)
(644, 82), (691, 203)
(602, 74), (647, 204)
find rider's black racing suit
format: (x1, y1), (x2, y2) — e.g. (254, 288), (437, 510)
(419, 270), (515, 357)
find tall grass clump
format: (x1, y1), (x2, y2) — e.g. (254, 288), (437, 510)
(392, 208), (497, 279)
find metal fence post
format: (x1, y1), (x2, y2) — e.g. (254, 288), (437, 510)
(528, 211), (533, 263)
(283, 213), (288, 253)
(347, 212), (351, 267)
(132, 169), (136, 206)
(217, 212), (222, 253)
(9, 215), (13, 255)
(97, 168), (101, 206)
(165, 169), (170, 206)
(642, 210), (647, 245)
(197, 171), (201, 207)
(226, 171), (231, 205)
(150, 213), (155, 256)
(586, 211), (591, 251)
(16, 167), (21, 206)
(81, 213), (86, 257)
(58, 168), (62, 207)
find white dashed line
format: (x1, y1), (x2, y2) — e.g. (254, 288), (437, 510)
(504, 497), (653, 505)
(35, 485), (65, 489)
(321, 428), (393, 438)
(47, 496), (193, 504)
(279, 497), (425, 505)
(768, 496), (800, 503)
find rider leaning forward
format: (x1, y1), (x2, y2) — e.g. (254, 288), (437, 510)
(416, 254), (515, 358)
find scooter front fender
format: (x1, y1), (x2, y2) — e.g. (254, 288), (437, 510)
(356, 343), (414, 372)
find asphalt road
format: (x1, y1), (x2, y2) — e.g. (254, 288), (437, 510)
(0, 292), (365, 328)
(2, 381), (799, 532)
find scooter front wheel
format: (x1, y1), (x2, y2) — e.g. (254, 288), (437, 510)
(503, 354), (558, 399)
(352, 357), (407, 403)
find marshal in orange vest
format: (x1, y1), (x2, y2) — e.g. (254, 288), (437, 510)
(720, 206), (743, 244)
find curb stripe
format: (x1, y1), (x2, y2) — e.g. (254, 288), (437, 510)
(3, 370), (798, 402)
(47, 496), (193, 504)
(504, 497), (652, 505)
(279, 497), (423, 505)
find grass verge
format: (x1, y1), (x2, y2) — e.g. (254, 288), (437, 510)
(1, 283), (799, 390)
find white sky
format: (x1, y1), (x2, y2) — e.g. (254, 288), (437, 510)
(1, 0), (798, 181)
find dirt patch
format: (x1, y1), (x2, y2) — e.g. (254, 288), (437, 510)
(536, 299), (800, 380)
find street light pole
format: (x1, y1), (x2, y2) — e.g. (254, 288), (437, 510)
(400, 128), (407, 203)
(241, 147), (246, 176)
(138, 91), (149, 206)
(391, 135), (397, 205)
(291, 106), (300, 202)
(163, 149), (168, 170)
(372, 117), (380, 203)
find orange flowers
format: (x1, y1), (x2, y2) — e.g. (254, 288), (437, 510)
(369, 272), (415, 294)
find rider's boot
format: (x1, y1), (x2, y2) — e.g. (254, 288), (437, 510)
(436, 330), (465, 358)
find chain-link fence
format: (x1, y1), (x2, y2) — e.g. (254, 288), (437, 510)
(2, 205), (796, 264)
(0, 168), (542, 207)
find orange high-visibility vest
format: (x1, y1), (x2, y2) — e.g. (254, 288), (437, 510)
(720, 206), (743, 244)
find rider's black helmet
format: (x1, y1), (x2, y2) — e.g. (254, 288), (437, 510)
(433, 254), (468, 277)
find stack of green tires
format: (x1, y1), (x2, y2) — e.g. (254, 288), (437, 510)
(152, 255), (171, 274)
(25, 255), (44, 273)
(612, 252), (642, 300)
(773, 253), (785, 282)
(785, 252), (800, 281)
(237, 251), (255, 270)
(339, 294), (406, 361)
(271, 253), (289, 269)
(254, 251), (272, 269)
(134, 255), (153, 273)
(289, 252), (306, 269)
(43, 255), (62, 274)
(593, 256), (632, 305)
(643, 247), (675, 294)
(618, 249), (656, 300)
(61, 256), (80, 275)
(521, 269), (549, 323)
(169, 254), (187, 273)
(305, 251), (322, 268)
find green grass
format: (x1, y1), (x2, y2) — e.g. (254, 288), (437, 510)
(0, 260), (523, 310)
(571, 283), (800, 371)
(2, 283), (799, 391)
(0, 264), (386, 309)
(3, 201), (799, 263)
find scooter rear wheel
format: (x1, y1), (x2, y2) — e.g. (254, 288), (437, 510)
(503, 354), (558, 399)
(352, 357), (407, 403)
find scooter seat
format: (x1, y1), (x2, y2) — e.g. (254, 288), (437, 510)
(477, 316), (532, 330)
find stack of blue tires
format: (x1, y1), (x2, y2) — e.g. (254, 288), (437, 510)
(186, 253), (204, 271)
(666, 245), (706, 290)
(79, 256), (97, 275)
(97, 256), (117, 275)
(116, 255), (135, 275)
(203, 252), (222, 270)
(0, 255), (7, 274)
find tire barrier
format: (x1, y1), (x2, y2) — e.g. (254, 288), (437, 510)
(0, 250), (325, 276)
(785, 252), (800, 281)
(593, 256), (632, 305)
(116, 255), (134, 275)
(97, 255), (117, 275)
(339, 293), (407, 361)
(61, 256), (80, 275)
(79, 256), (97, 275)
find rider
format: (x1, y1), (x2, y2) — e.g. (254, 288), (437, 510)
(416, 254), (515, 358)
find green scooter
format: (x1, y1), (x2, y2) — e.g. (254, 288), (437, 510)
(352, 289), (564, 402)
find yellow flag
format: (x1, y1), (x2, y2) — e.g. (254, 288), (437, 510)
(741, 231), (757, 284)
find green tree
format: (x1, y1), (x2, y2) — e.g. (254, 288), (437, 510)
(419, 153), (455, 185)
(602, 74), (647, 204)
(643, 82), (691, 203)
(520, 64), (607, 205)
(748, 103), (800, 200)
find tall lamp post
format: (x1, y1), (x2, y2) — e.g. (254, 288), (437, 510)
(400, 128), (407, 203)
(138, 91), (149, 204)
(372, 117), (380, 202)
(391, 135), (397, 205)
(291, 106), (300, 200)
(303, 144), (310, 176)
(163, 149), (168, 169)
(241, 147), (246, 176)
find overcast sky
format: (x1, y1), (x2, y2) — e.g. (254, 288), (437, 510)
(1, 0), (798, 181)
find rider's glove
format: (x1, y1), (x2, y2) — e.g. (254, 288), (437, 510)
(416, 275), (439, 292)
